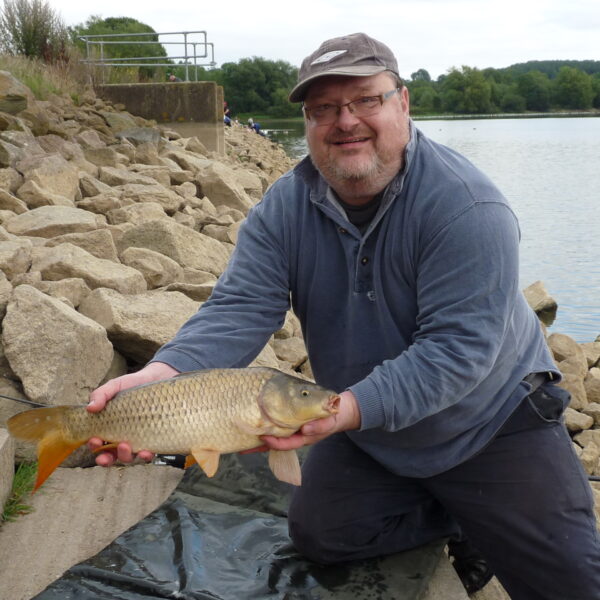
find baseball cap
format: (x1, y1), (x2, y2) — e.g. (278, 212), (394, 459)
(289, 32), (400, 103)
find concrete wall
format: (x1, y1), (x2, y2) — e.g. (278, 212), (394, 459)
(97, 82), (224, 154)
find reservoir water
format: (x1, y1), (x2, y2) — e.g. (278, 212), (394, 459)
(263, 117), (600, 343)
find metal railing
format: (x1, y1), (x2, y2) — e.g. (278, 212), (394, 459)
(79, 30), (216, 81)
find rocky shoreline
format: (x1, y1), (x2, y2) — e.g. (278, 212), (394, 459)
(0, 70), (599, 521)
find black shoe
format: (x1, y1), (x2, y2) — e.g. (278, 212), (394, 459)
(447, 537), (494, 594)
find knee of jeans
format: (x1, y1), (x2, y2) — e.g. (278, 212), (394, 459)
(288, 514), (346, 565)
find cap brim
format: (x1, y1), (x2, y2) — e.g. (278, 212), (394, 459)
(288, 65), (388, 103)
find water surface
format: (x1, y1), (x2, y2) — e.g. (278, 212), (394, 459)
(263, 117), (600, 342)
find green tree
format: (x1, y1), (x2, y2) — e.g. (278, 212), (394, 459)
(410, 68), (431, 82)
(441, 67), (492, 113)
(592, 74), (600, 109)
(70, 16), (167, 80)
(201, 56), (298, 116)
(553, 66), (594, 109)
(516, 70), (551, 111)
(0, 0), (69, 62)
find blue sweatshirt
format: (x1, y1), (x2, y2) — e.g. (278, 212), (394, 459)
(153, 123), (558, 477)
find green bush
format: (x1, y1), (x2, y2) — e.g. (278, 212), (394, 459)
(0, 0), (70, 63)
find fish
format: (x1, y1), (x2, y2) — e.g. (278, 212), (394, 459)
(7, 367), (340, 492)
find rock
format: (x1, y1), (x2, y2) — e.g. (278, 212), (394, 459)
(2, 285), (113, 404)
(76, 193), (128, 214)
(0, 188), (28, 214)
(79, 288), (199, 364)
(197, 161), (254, 213)
(231, 168), (263, 201)
(582, 403), (600, 427)
(0, 166), (23, 193)
(548, 332), (584, 364)
(4, 205), (98, 238)
(249, 343), (281, 369)
(581, 342), (600, 368)
(107, 202), (169, 226)
(270, 337), (308, 369)
(163, 148), (212, 173)
(0, 239), (32, 280)
(31, 243), (146, 294)
(584, 373), (600, 405)
(99, 111), (138, 133)
(275, 312), (302, 340)
(0, 71), (34, 114)
(574, 429), (600, 449)
(16, 179), (74, 208)
(0, 138), (24, 167)
(557, 373), (587, 411)
(98, 166), (158, 187)
(579, 441), (600, 475)
(0, 271), (12, 318)
(83, 146), (121, 168)
(116, 127), (161, 146)
(34, 277), (91, 308)
(17, 153), (80, 201)
(119, 219), (230, 276)
(564, 407), (594, 432)
(120, 247), (184, 288)
(100, 350), (128, 384)
(161, 281), (214, 302)
(117, 183), (182, 214)
(45, 229), (119, 262)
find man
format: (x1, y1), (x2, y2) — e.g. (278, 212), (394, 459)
(88, 33), (600, 599)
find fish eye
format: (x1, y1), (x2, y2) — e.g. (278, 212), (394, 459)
(301, 389), (310, 397)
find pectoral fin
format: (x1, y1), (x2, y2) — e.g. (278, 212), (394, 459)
(268, 449), (302, 486)
(190, 448), (220, 477)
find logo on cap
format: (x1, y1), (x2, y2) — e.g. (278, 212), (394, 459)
(310, 50), (347, 65)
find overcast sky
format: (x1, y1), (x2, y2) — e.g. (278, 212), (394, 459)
(56, 0), (599, 80)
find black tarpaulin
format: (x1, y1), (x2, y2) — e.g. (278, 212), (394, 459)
(33, 453), (444, 600)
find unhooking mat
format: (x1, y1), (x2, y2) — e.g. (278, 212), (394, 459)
(33, 452), (445, 600)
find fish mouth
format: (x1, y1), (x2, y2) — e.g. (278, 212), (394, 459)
(325, 394), (340, 414)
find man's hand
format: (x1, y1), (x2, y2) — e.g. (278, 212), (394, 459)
(259, 390), (361, 452)
(86, 361), (180, 467)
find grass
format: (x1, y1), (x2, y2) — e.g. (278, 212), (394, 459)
(1, 461), (37, 524)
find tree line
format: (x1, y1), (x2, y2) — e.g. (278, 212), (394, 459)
(1, 0), (599, 117)
(408, 62), (600, 115)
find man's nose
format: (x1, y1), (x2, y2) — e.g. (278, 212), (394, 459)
(334, 104), (361, 128)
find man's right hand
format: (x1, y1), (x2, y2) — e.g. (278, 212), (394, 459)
(86, 361), (180, 467)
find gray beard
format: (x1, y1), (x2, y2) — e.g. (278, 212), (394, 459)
(310, 152), (392, 201)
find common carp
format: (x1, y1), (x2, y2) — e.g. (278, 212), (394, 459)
(7, 367), (340, 491)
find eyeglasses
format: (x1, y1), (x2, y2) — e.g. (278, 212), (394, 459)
(303, 88), (399, 125)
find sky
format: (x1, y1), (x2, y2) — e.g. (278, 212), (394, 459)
(55, 0), (600, 80)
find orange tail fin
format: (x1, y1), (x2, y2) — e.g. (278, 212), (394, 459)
(7, 407), (85, 491)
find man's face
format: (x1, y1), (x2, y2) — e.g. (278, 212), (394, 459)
(304, 72), (410, 204)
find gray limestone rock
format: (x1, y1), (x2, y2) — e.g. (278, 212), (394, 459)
(2, 285), (113, 404)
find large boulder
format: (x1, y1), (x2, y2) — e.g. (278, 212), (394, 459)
(31, 243), (147, 294)
(79, 288), (199, 364)
(119, 219), (230, 276)
(0, 71), (35, 114)
(4, 205), (99, 238)
(2, 285), (113, 404)
(17, 153), (80, 202)
(197, 161), (254, 213)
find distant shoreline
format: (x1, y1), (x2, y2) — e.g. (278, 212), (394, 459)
(413, 110), (600, 121)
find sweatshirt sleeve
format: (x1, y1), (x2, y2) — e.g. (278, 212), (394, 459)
(350, 199), (524, 431)
(152, 198), (291, 372)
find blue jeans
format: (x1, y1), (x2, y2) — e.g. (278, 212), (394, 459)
(288, 384), (600, 600)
